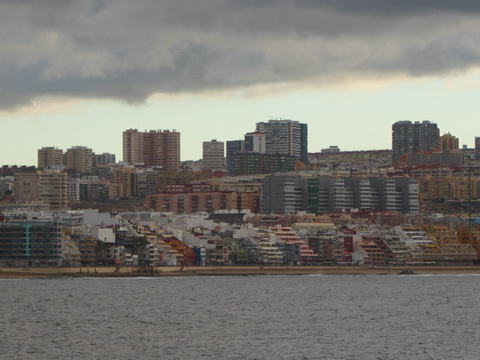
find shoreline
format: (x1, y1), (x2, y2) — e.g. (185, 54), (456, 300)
(1, 265), (480, 278)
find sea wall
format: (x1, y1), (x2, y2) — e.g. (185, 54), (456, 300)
(1, 265), (480, 277)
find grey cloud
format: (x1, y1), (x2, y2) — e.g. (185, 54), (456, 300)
(295, 0), (480, 16)
(1, 0), (480, 109)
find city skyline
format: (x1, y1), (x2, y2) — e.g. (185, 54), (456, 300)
(2, 1), (480, 165)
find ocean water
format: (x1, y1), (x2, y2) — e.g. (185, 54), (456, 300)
(0, 274), (479, 360)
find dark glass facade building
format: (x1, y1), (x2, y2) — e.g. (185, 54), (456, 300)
(0, 221), (62, 266)
(229, 153), (296, 176)
(256, 120), (308, 164)
(392, 120), (440, 163)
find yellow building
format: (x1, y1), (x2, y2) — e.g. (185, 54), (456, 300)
(416, 224), (477, 263)
(111, 167), (136, 198)
(457, 226), (480, 260)
(418, 176), (477, 201)
(38, 147), (63, 169)
(413, 239), (477, 264)
(65, 146), (94, 173)
(440, 133), (459, 152)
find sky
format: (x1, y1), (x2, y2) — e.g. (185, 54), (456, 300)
(2, 0), (480, 166)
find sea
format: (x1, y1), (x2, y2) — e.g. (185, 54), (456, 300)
(1, 274), (479, 360)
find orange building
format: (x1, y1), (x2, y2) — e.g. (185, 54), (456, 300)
(355, 241), (386, 267)
(440, 133), (459, 152)
(160, 233), (197, 265)
(457, 226), (480, 260)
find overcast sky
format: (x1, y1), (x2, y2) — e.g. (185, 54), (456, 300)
(2, 0), (480, 165)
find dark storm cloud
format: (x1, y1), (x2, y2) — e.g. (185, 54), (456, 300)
(296, 0), (480, 16)
(1, 0), (480, 108)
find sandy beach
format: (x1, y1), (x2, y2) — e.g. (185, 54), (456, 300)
(1, 265), (480, 278)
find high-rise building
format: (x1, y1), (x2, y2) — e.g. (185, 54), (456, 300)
(261, 174), (419, 215)
(440, 133), (459, 152)
(262, 175), (307, 214)
(202, 139), (225, 171)
(256, 119), (308, 163)
(38, 147), (63, 169)
(392, 120), (440, 163)
(37, 170), (68, 208)
(226, 140), (244, 176)
(94, 153), (116, 166)
(123, 129), (180, 170)
(13, 172), (38, 202)
(475, 137), (480, 160)
(244, 132), (266, 153)
(123, 129), (141, 164)
(111, 167), (137, 198)
(135, 168), (160, 196)
(226, 132), (267, 176)
(14, 170), (68, 208)
(0, 220), (63, 267)
(392, 121), (416, 163)
(65, 146), (94, 173)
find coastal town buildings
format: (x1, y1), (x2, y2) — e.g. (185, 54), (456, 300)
(354, 240), (386, 267)
(270, 226), (317, 263)
(5, 117), (480, 270)
(457, 226), (480, 260)
(0, 205), (480, 267)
